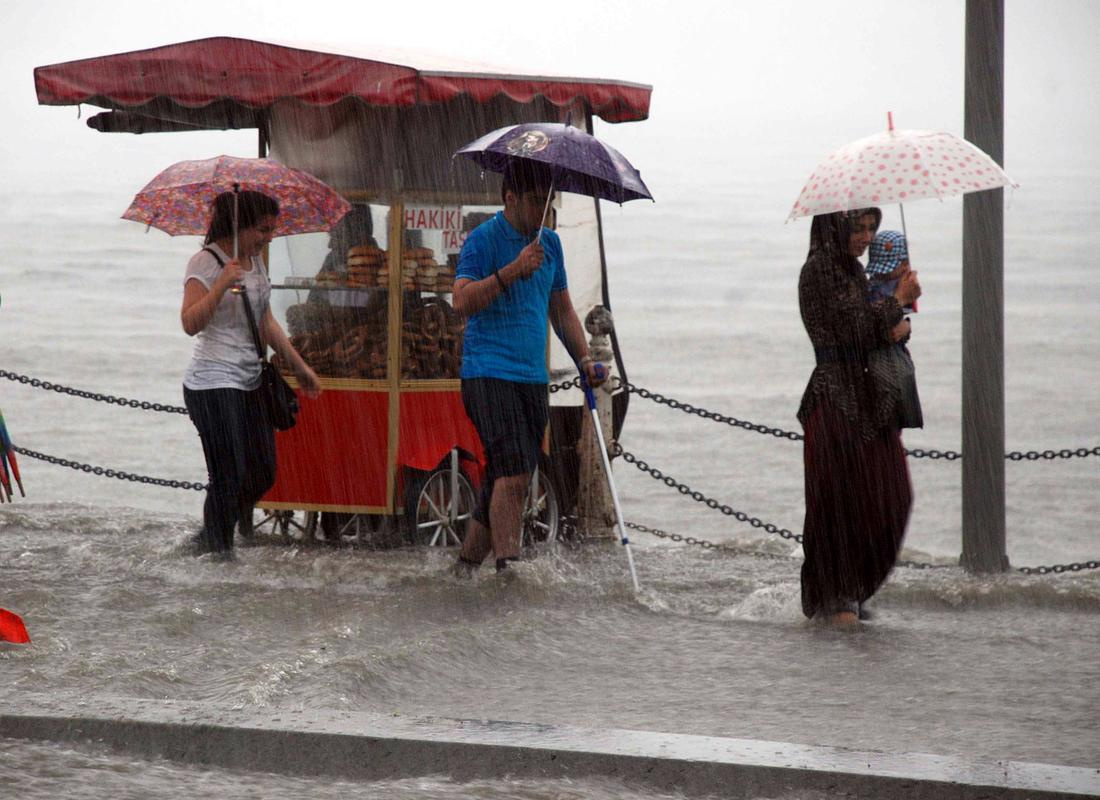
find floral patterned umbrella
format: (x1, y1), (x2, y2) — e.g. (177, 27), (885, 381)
(787, 116), (1016, 221)
(122, 155), (350, 237)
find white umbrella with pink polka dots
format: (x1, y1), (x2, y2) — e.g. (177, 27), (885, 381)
(787, 115), (1016, 222)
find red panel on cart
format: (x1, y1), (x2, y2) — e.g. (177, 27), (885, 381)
(397, 391), (484, 473)
(264, 390), (389, 508)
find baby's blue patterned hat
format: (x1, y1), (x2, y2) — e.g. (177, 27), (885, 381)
(867, 230), (908, 276)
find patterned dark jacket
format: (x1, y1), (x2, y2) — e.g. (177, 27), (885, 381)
(797, 251), (905, 441)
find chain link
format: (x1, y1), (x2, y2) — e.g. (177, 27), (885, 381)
(0, 369), (189, 414)
(548, 376), (581, 394)
(616, 378), (1098, 462)
(13, 445), (206, 491)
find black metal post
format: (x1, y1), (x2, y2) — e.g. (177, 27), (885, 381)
(961, 0), (1009, 573)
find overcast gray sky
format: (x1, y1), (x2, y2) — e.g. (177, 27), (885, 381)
(2, 0), (1098, 203)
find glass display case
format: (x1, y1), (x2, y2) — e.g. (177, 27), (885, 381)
(261, 201), (490, 518)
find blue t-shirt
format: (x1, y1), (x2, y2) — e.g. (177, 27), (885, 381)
(456, 211), (567, 383)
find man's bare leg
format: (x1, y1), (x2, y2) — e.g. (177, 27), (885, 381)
(458, 518), (493, 565)
(488, 473), (530, 562)
(457, 473), (530, 567)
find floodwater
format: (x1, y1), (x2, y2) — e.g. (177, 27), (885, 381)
(2, 159), (1099, 795)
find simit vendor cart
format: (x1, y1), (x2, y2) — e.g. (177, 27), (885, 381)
(34, 37), (650, 545)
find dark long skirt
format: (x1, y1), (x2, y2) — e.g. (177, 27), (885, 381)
(800, 401), (912, 618)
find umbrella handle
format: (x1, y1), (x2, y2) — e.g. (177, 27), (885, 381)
(897, 202), (918, 312)
(231, 184), (245, 294)
(534, 179), (555, 247)
(233, 183), (240, 261)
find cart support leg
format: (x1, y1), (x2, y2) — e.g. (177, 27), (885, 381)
(576, 307), (616, 539)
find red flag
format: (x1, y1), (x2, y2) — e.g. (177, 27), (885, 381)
(0, 608), (30, 643)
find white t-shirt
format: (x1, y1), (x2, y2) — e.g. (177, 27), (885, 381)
(182, 244), (271, 391)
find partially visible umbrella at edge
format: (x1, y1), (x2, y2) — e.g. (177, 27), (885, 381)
(0, 608), (30, 644)
(0, 410), (23, 501)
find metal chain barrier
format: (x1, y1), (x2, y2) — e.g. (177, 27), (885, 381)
(3, 368), (1096, 461)
(1005, 447), (1100, 462)
(1016, 561), (1100, 575)
(614, 444), (803, 544)
(615, 378), (804, 442)
(4, 369), (1096, 571)
(13, 445), (206, 492)
(616, 446), (1098, 574)
(12, 440), (1098, 574)
(624, 519), (730, 552)
(0, 369), (189, 415)
(616, 378), (1099, 462)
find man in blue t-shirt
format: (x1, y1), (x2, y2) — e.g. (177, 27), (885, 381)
(452, 161), (606, 575)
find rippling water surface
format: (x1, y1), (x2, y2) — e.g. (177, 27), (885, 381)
(3, 503), (1099, 772)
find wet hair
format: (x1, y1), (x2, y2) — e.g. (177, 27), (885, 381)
(501, 161), (553, 203)
(808, 207), (882, 267)
(204, 190), (280, 245)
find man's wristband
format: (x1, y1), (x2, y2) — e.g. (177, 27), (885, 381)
(494, 270), (509, 295)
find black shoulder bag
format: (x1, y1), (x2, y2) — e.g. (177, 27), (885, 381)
(204, 247), (299, 431)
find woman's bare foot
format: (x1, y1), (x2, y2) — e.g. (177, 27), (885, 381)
(828, 611), (860, 627)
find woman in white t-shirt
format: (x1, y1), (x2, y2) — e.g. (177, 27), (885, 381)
(180, 190), (321, 559)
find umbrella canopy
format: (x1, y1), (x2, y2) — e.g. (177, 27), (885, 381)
(122, 155), (351, 237)
(454, 122), (652, 204)
(788, 128), (1015, 221)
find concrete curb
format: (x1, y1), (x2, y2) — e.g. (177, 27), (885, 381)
(2, 695), (1097, 798)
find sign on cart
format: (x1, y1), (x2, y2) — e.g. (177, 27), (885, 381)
(404, 205), (461, 231)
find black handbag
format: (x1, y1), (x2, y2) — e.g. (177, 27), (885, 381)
(203, 247), (299, 430)
(240, 290), (299, 431)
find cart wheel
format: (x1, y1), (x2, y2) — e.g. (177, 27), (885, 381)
(252, 509), (316, 541)
(521, 458), (560, 547)
(303, 511), (319, 541)
(252, 509), (285, 538)
(406, 465), (476, 548)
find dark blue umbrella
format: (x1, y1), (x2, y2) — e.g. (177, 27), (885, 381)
(454, 122), (653, 204)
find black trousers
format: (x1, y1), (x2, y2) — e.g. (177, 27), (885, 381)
(184, 385), (276, 552)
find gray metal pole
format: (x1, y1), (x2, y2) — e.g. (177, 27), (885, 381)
(961, 0), (1009, 573)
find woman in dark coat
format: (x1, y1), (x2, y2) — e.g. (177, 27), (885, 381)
(797, 208), (922, 625)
